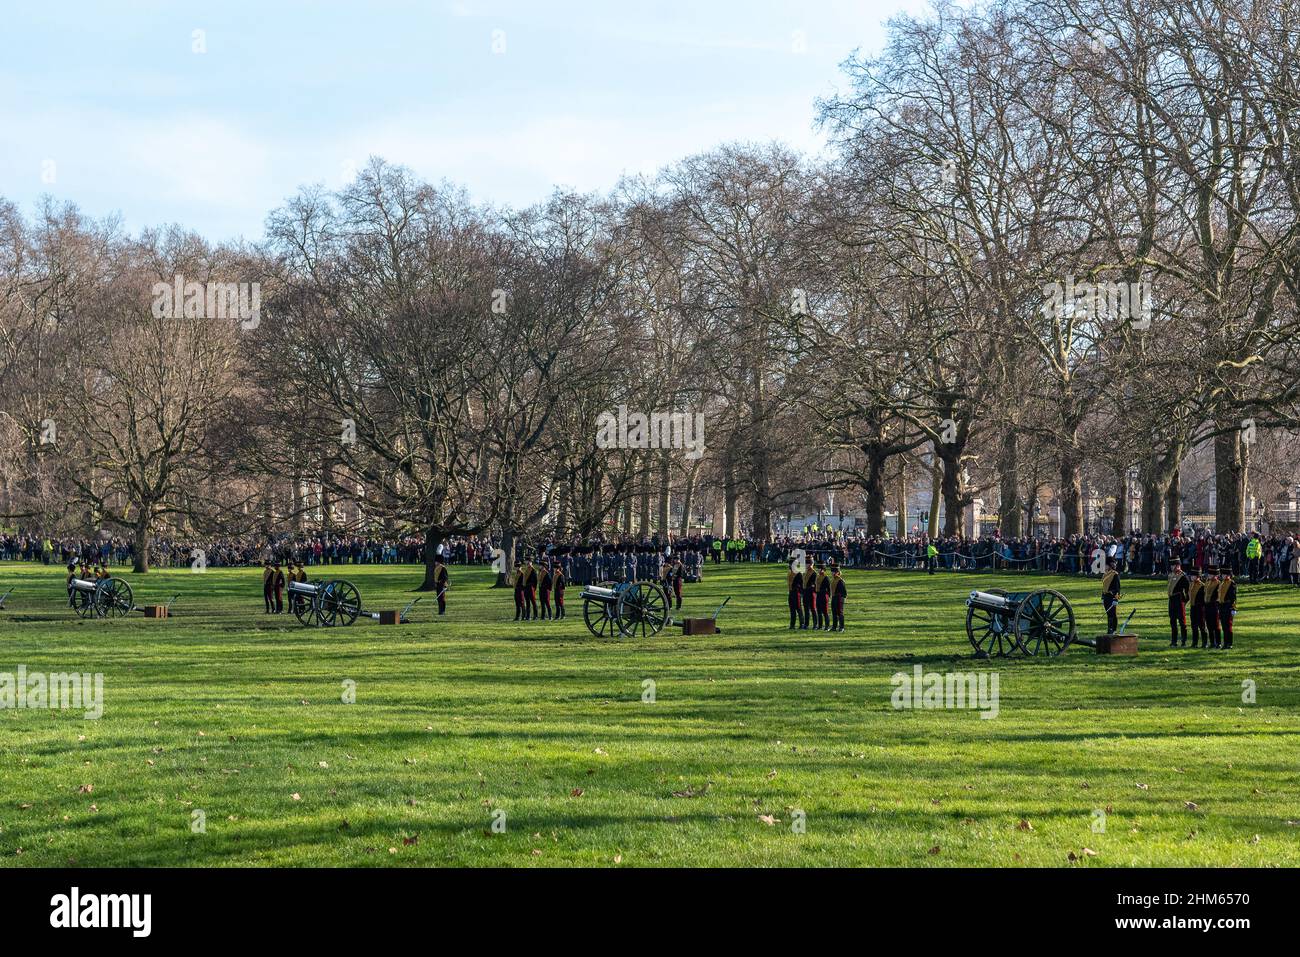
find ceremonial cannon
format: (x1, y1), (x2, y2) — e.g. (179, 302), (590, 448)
(965, 588), (1077, 657)
(289, 578), (362, 627)
(580, 580), (671, 639)
(69, 576), (135, 619)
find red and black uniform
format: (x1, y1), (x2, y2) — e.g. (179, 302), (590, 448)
(539, 567), (553, 620)
(273, 565), (285, 614)
(1189, 575), (1206, 647)
(787, 565), (802, 630)
(524, 564), (539, 619)
(262, 563), (276, 614)
(671, 560), (684, 609)
(831, 573), (847, 631)
(552, 567), (566, 619)
(1167, 567), (1189, 646)
(1204, 575), (1221, 647)
(434, 561), (449, 616)
(513, 567), (527, 621)
(800, 568), (816, 630)
(815, 568), (831, 631)
(1217, 576), (1236, 649)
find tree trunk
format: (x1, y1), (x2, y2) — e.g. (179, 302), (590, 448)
(863, 449), (887, 536)
(998, 431), (1021, 537)
(494, 527), (517, 588)
(723, 469), (739, 537)
(1215, 429), (1247, 532)
(897, 462), (908, 536)
(1140, 477), (1167, 534)
(1165, 467), (1181, 530)
(678, 461), (698, 536)
(656, 453), (670, 534)
(418, 526), (443, 591)
(638, 465), (650, 536)
(131, 510), (152, 573)
(1058, 452), (1083, 537)
(927, 464), (942, 536)
(1112, 469), (1129, 536)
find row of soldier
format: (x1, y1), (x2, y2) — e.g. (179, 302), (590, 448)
(786, 561), (849, 631)
(1100, 558), (1239, 649)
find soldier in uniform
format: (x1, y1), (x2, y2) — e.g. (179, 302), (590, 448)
(786, 558), (802, 629)
(433, 556), (449, 615)
(815, 563), (831, 631)
(1188, 566), (1206, 647)
(513, 563), (527, 621)
(65, 562), (78, 605)
(1101, 557), (1121, 633)
(538, 562), (553, 620)
(272, 562), (285, 614)
(831, 565), (847, 631)
(523, 559), (539, 619)
(552, 561), (567, 619)
(1204, 568), (1221, 648)
(1217, 567), (1237, 649)
(1167, 559), (1190, 646)
(800, 561), (817, 630)
(263, 561), (276, 614)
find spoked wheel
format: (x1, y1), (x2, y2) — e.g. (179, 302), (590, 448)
(583, 597), (616, 638)
(320, 580), (361, 627)
(965, 588), (1019, 657)
(1013, 589), (1075, 656)
(96, 578), (134, 618)
(293, 583), (321, 626)
(615, 582), (669, 639)
(70, 589), (97, 619)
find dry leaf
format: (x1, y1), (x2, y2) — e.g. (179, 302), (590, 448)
(928, 845), (940, 855)
(1016, 819), (1033, 831)
(291, 793), (301, 801)
(758, 814), (777, 826)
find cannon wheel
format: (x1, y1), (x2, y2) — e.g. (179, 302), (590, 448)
(583, 584), (618, 638)
(95, 577), (134, 618)
(293, 581), (322, 627)
(320, 579), (361, 627)
(1013, 589), (1075, 656)
(71, 588), (97, 619)
(614, 582), (669, 639)
(965, 587), (1020, 657)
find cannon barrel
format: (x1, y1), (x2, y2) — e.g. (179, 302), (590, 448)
(967, 589), (1014, 610)
(581, 585), (617, 602)
(287, 580), (318, 596)
(69, 578), (99, 593)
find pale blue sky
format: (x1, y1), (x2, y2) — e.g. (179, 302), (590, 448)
(0, 0), (930, 242)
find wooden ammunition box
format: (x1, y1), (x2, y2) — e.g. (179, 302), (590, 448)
(141, 606), (169, 619)
(377, 610), (399, 625)
(681, 618), (717, 636)
(1094, 633), (1138, 655)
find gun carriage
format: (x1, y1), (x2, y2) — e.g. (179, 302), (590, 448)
(69, 576), (135, 619)
(965, 588), (1080, 657)
(580, 580), (671, 639)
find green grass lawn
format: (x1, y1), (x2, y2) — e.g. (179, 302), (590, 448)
(0, 559), (1296, 867)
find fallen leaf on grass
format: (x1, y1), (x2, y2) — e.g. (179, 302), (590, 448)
(1184, 801), (1200, 811)
(1135, 783), (1149, 790)
(1016, 819), (1033, 831)
(403, 835), (418, 846)
(77, 784), (93, 794)
(928, 845), (940, 855)
(570, 788), (584, 798)
(758, 815), (777, 826)
(291, 793), (301, 801)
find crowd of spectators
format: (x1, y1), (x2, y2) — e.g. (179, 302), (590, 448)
(3, 528), (1297, 585)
